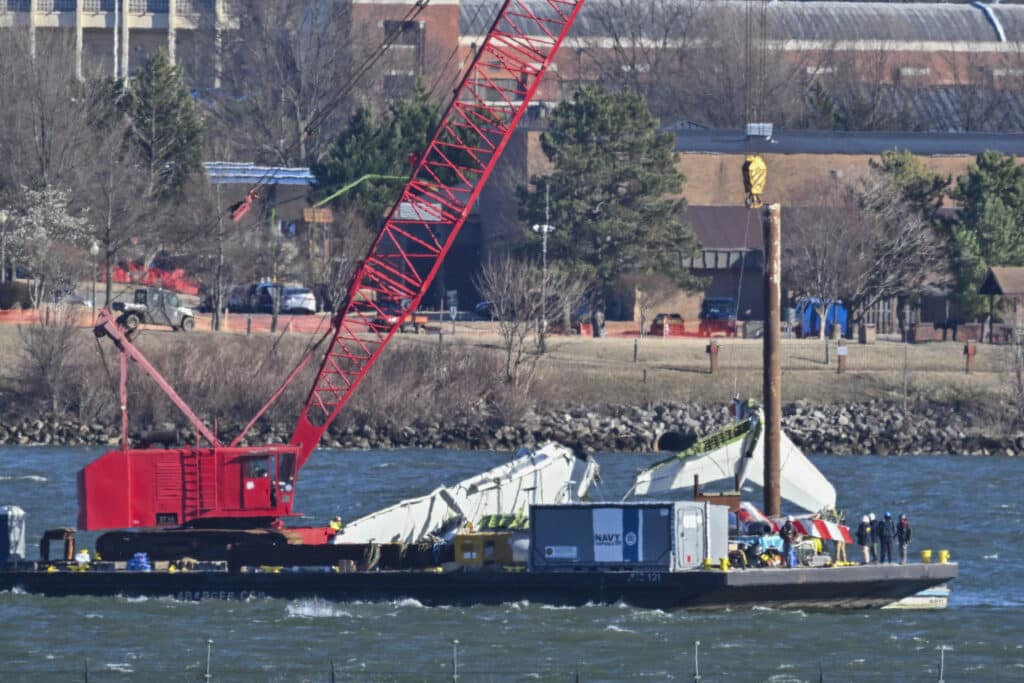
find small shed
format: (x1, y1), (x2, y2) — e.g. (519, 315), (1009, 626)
(978, 266), (1024, 334)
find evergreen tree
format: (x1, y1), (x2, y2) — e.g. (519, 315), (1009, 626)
(869, 149), (949, 218)
(949, 151), (1024, 317)
(124, 50), (204, 199)
(517, 86), (699, 327)
(312, 85), (439, 224)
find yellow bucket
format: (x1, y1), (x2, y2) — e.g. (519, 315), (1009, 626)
(920, 549), (933, 563)
(938, 549), (950, 564)
(719, 557), (730, 571)
(702, 557), (713, 569)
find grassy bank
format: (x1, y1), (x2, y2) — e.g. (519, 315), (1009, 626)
(0, 322), (1015, 432)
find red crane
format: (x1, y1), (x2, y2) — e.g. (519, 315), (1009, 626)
(78, 0), (586, 558)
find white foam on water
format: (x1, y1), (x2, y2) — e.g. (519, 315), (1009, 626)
(539, 603), (576, 611)
(117, 595), (149, 603)
(285, 599), (352, 619)
(603, 624), (636, 634)
(373, 462), (394, 469)
(0, 474), (47, 482)
(393, 597), (424, 608)
(850, 658), (866, 665)
(104, 663), (134, 673)
(983, 553), (999, 559)
(84, 613), (103, 619)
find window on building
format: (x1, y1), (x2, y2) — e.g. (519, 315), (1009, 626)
(898, 66), (930, 77)
(383, 70), (418, 98)
(383, 20), (423, 48)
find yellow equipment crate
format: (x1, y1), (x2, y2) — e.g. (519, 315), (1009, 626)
(454, 531), (513, 568)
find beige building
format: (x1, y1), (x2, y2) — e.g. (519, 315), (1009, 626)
(0, 0), (233, 86)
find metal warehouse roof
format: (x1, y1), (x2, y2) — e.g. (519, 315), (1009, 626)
(673, 128), (1024, 156)
(460, 1), (1024, 44)
(204, 162), (314, 186)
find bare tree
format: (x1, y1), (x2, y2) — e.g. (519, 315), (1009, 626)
(845, 169), (948, 321)
(76, 118), (163, 307)
(785, 170), (947, 346)
(0, 31), (95, 191)
(474, 258), (586, 388)
(309, 206), (376, 313)
(582, 0), (704, 117)
(213, 0), (355, 165)
(18, 305), (89, 414)
(617, 272), (679, 338)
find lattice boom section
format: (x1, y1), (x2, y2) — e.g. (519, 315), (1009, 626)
(291, 0), (585, 461)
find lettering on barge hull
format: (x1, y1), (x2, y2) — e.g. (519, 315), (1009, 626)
(175, 590), (268, 601)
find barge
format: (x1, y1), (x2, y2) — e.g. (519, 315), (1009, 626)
(0, 562), (958, 610)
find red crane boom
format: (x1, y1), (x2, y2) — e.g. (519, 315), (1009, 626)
(290, 0), (585, 468)
(77, 0), (585, 542)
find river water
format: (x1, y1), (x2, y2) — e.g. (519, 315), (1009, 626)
(0, 446), (1021, 682)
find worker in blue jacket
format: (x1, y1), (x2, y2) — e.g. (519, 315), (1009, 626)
(878, 512), (898, 564)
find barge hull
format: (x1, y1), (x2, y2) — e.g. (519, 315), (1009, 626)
(0, 563), (958, 611)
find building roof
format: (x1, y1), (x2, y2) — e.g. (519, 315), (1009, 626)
(204, 162), (315, 186)
(674, 128), (1024, 156)
(460, 1), (1024, 44)
(979, 267), (1024, 296)
(686, 206), (764, 250)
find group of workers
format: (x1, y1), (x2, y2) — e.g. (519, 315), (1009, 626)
(856, 512), (913, 564)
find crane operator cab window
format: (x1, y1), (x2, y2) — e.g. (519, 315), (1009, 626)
(241, 455), (275, 510)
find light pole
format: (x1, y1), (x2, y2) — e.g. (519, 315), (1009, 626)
(0, 210), (8, 284)
(89, 240), (100, 320)
(532, 183), (555, 353)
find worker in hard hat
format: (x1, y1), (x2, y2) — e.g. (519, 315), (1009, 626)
(329, 516), (343, 532)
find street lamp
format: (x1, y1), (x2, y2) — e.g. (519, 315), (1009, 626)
(532, 183), (555, 353)
(89, 240), (100, 319)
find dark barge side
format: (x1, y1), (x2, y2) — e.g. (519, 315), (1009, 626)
(0, 562), (959, 611)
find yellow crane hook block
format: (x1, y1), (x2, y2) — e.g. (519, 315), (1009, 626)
(742, 155), (767, 208)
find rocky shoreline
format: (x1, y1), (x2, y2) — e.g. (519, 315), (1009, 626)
(0, 401), (1020, 456)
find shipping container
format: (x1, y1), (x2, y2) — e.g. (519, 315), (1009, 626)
(528, 502), (728, 572)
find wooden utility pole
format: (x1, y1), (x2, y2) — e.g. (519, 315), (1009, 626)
(763, 204), (781, 517)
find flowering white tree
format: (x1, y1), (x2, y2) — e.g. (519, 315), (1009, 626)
(9, 185), (90, 307)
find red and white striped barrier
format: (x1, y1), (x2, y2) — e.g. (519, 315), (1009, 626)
(793, 518), (853, 545)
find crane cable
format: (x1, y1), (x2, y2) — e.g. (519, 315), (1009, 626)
(729, 0), (770, 400)
(176, 0), (435, 247)
(88, 1), (434, 419)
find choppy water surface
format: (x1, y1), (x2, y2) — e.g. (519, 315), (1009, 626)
(0, 446), (1021, 682)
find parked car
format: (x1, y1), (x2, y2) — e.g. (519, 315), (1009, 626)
(649, 312), (685, 336)
(281, 287), (316, 314)
(56, 292), (93, 308)
(474, 300), (494, 319)
(698, 297), (738, 337)
(373, 300), (429, 333)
